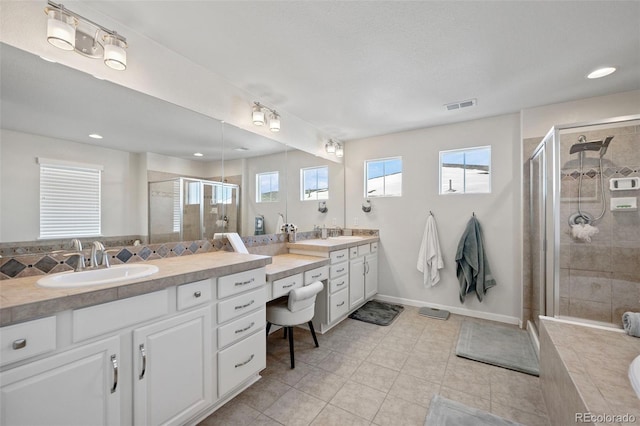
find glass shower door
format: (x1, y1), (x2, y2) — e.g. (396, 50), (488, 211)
(530, 142), (546, 331)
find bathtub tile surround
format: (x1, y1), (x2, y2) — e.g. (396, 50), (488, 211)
(199, 307), (550, 426)
(540, 318), (640, 425)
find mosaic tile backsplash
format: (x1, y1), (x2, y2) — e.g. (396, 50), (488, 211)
(0, 228), (379, 280)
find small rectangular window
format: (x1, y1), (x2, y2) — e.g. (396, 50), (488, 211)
(365, 157), (402, 197)
(256, 171), (279, 203)
(38, 158), (102, 239)
(439, 146), (491, 194)
(301, 166), (329, 200)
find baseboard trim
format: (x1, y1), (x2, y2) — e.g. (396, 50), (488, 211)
(373, 294), (520, 326)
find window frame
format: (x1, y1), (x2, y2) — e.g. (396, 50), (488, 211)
(300, 166), (329, 201)
(364, 156), (403, 198)
(438, 145), (492, 195)
(255, 171), (280, 203)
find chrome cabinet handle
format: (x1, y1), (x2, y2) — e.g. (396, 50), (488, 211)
(336, 268), (345, 273)
(110, 355), (118, 393)
(12, 339), (26, 350)
(234, 278), (255, 287)
(336, 254), (345, 258)
(283, 282), (296, 289)
(336, 281), (345, 287)
(312, 273), (321, 278)
(337, 301), (345, 307)
(139, 344), (146, 380)
(235, 322), (255, 334)
(194, 291), (202, 298)
(234, 300), (255, 310)
(235, 354), (254, 368)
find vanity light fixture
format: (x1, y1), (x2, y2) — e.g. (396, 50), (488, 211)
(252, 102), (281, 132)
(325, 140), (336, 154)
(44, 1), (128, 71)
(335, 143), (344, 158)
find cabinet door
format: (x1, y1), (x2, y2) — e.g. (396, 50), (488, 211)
(365, 254), (379, 299)
(133, 307), (212, 426)
(0, 336), (120, 426)
(349, 257), (365, 309)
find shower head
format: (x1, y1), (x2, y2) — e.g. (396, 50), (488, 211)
(568, 135), (614, 156)
(599, 136), (614, 158)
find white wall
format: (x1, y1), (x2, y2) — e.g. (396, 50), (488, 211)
(345, 114), (522, 324)
(0, 129), (144, 242)
(522, 90), (640, 139)
(146, 152), (208, 178)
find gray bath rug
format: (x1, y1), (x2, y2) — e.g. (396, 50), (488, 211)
(456, 320), (539, 376)
(348, 300), (404, 326)
(425, 395), (524, 426)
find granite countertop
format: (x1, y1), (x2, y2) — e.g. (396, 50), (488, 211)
(287, 236), (379, 252)
(0, 251), (271, 326)
(265, 253), (330, 282)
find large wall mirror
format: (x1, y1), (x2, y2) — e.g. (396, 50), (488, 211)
(0, 43), (344, 248)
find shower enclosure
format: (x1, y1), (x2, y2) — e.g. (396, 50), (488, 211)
(528, 115), (640, 331)
(148, 178), (239, 243)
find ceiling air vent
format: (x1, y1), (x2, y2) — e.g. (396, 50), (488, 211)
(445, 98), (477, 111)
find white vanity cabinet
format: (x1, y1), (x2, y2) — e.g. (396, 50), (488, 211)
(349, 243), (378, 309)
(365, 242), (379, 299)
(0, 335), (120, 426)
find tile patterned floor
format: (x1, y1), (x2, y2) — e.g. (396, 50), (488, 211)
(199, 306), (550, 426)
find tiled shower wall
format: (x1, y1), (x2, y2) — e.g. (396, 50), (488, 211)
(558, 124), (640, 325)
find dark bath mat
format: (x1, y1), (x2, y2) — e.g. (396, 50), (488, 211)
(456, 320), (539, 376)
(425, 395), (524, 426)
(349, 300), (404, 326)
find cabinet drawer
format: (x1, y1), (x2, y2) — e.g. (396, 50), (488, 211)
(217, 267), (266, 299)
(218, 331), (266, 396)
(357, 244), (371, 256)
(272, 273), (303, 299)
(349, 246), (358, 259)
(73, 290), (169, 342)
(329, 262), (348, 278)
(330, 249), (349, 264)
(329, 288), (349, 323)
(218, 287), (265, 324)
(0, 316), (56, 366)
(218, 308), (265, 349)
(177, 279), (213, 311)
(329, 276), (348, 294)
(371, 242), (378, 253)
(304, 266), (328, 284)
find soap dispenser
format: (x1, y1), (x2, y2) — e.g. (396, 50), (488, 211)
(321, 224), (327, 239)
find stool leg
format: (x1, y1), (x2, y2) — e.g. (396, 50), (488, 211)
(288, 327), (295, 369)
(283, 327), (288, 339)
(308, 321), (319, 348)
(266, 322), (271, 336)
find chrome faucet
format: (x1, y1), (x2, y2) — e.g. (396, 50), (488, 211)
(64, 239), (85, 272)
(90, 241), (110, 268)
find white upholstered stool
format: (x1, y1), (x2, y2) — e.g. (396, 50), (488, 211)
(266, 281), (323, 369)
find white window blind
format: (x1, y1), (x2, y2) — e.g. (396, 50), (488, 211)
(38, 159), (102, 239)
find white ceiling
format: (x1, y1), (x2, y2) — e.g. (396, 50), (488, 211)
(82, 0), (640, 141)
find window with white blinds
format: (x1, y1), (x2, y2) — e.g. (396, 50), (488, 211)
(38, 158), (103, 239)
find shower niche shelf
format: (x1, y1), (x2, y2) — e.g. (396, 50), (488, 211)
(609, 177), (639, 191)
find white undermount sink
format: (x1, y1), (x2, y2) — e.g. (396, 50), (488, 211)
(37, 264), (159, 289)
(327, 236), (366, 241)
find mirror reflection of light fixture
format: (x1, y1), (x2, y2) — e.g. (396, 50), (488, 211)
(252, 102), (281, 132)
(325, 140), (336, 154)
(335, 143), (344, 158)
(44, 1), (128, 71)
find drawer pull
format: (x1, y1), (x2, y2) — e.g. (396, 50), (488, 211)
(336, 254), (345, 259)
(194, 291), (202, 298)
(337, 301), (345, 307)
(311, 273), (322, 278)
(110, 355), (118, 394)
(235, 354), (255, 368)
(235, 300), (255, 310)
(234, 278), (255, 287)
(12, 339), (26, 350)
(336, 281), (345, 287)
(139, 344), (147, 380)
(336, 268), (345, 273)
(282, 283), (296, 289)
(235, 322), (255, 334)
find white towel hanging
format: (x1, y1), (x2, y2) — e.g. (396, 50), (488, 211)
(417, 213), (444, 286)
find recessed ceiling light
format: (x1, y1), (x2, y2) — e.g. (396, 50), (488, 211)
(193, 152), (204, 157)
(88, 133), (103, 139)
(234, 147), (249, 151)
(587, 67), (616, 79)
